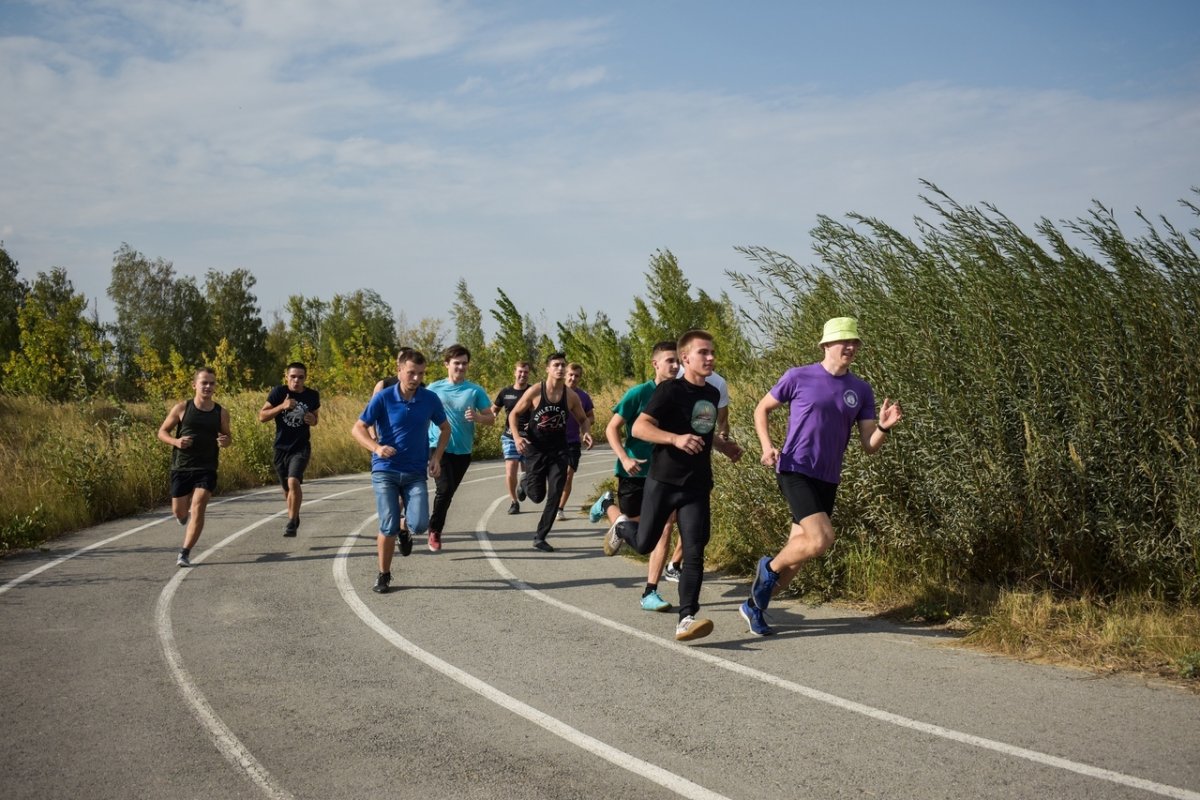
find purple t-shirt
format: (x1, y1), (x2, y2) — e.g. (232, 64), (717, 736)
(565, 388), (593, 444)
(772, 363), (876, 484)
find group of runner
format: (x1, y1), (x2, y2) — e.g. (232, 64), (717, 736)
(156, 317), (903, 643)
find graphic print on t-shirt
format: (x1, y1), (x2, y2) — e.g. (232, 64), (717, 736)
(690, 399), (717, 435)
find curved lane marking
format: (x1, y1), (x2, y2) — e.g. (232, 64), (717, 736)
(333, 510), (732, 800)
(157, 484), (367, 799)
(471, 482), (1200, 800)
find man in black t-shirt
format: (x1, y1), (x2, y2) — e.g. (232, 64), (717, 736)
(491, 360), (531, 514)
(605, 330), (742, 642)
(259, 361), (320, 536)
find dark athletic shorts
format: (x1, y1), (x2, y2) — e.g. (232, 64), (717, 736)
(171, 469), (218, 498)
(776, 471), (838, 523)
(566, 442), (583, 471)
(616, 476), (645, 516)
(274, 447), (311, 488)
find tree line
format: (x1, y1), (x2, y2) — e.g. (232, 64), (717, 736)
(0, 244), (749, 402)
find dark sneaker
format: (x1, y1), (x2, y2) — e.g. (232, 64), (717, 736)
(675, 615), (713, 642)
(176, 553), (192, 568)
(372, 572), (391, 594)
(398, 531), (413, 557)
(284, 518), (299, 537)
(602, 519), (627, 556)
(640, 590), (671, 612)
(663, 562), (681, 583)
(739, 600), (774, 636)
(517, 479), (527, 502)
(532, 539), (555, 552)
(428, 530), (442, 552)
(750, 556), (779, 611)
(508, 501), (520, 515)
(588, 490), (613, 523)
(176, 513), (190, 527)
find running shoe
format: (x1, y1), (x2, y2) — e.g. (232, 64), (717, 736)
(750, 555), (779, 611)
(176, 553), (191, 568)
(739, 600), (774, 636)
(532, 539), (555, 552)
(603, 519), (626, 556)
(398, 531), (413, 557)
(517, 479), (527, 502)
(663, 562), (681, 583)
(508, 501), (520, 515)
(176, 513), (190, 527)
(428, 530), (442, 552)
(372, 572), (391, 594)
(556, 508), (567, 521)
(588, 490), (613, 523)
(640, 590), (672, 612)
(284, 518), (299, 537)
(674, 615), (713, 641)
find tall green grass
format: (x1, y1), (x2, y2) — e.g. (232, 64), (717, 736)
(721, 185), (1200, 604)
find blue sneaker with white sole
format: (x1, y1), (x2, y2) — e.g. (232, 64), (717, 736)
(640, 590), (672, 612)
(750, 555), (779, 611)
(739, 600), (773, 636)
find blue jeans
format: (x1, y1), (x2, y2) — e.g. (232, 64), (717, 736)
(371, 470), (430, 536)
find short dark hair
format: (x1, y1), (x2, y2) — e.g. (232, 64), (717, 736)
(443, 344), (471, 363)
(193, 366), (216, 380)
(398, 349), (426, 367)
(652, 340), (677, 357)
(677, 329), (713, 355)
(546, 351), (567, 365)
(285, 361), (306, 374)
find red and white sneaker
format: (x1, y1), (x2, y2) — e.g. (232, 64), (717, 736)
(428, 530), (442, 552)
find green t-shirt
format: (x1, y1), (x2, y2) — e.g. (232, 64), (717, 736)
(611, 379), (658, 478)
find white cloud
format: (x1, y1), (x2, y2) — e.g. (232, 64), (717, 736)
(548, 66), (606, 92)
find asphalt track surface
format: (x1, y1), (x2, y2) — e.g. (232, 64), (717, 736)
(2, 448), (1198, 800)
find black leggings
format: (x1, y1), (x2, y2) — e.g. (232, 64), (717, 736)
(429, 451), (472, 533)
(631, 478), (711, 618)
(523, 443), (569, 541)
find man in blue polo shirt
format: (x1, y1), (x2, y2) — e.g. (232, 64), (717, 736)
(352, 349), (450, 594)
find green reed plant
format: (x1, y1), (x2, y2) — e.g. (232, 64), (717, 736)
(724, 184), (1200, 603)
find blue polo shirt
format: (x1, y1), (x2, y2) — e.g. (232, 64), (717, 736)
(359, 385), (447, 474)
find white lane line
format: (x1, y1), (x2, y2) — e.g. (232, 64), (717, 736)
(332, 513), (732, 800)
(156, 484), (367, 800)
(0, 486), (283, 597)
(474, 497), (1200, 800)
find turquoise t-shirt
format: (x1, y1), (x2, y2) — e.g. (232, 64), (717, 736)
(426, 379), (492, 455)
(611, 379), (658, 478)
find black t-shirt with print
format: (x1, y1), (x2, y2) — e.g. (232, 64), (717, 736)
(266, 385), (321, 452)
(492, 384), (527, 435)
(642, 377), (720, 490)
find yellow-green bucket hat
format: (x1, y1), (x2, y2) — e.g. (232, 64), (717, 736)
(819, 317), (861, 345)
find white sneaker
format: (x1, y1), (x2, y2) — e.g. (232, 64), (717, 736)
(663, 562), (681, 582)
(675, 615), (713, 641)
(556, 508), (567, 521)
(603, 518), (626, 556)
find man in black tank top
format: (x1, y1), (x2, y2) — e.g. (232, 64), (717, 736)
(509, 352), (593, 551)
(157, 367), (232, 567)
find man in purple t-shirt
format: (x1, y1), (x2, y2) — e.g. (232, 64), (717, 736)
(740, 317), (904, 636)
(556, 362), (595, 519)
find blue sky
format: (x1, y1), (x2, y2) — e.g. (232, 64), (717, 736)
(2, 0), (1198, 339)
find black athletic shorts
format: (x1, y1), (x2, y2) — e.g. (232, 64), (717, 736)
(617, 476), (645, 516)
(776, 471), (838, 523)
(170, 469), (218, 498)
(566, 442), (583, 471)
(274, 446), (311, 488)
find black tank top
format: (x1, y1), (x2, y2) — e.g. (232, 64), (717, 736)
(172, 400), (222, 471)
(525, 381), (568, 449)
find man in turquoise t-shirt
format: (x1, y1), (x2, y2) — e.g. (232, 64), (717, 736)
(590, 340), (680, 612)
(425, 344), (495, 552)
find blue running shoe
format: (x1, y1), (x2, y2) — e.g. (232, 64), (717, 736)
(750, 555), (778, 611)
(589, 490), (613, 523)
(739, 600), (773, 636)
(640, 590), (672, 612)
